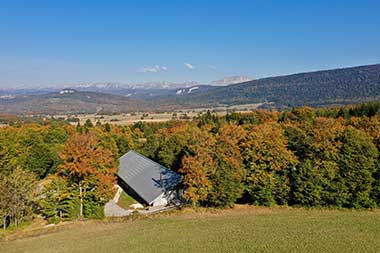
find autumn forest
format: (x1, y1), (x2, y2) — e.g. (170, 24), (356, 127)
(2, 102), (380, 230)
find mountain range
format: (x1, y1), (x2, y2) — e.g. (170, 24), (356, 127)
(157, 63), (380, 109)
(1, 64), (380, 114)
(210, 76), (253, 86)
(0, 80), (220, 99)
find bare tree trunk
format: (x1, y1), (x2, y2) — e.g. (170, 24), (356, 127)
(3, 216), (6, 231)
(13, 207), (18, 227)
(79, 183), (83, 219)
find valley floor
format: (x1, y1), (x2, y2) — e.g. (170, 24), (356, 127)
(1, 206), (380, 253)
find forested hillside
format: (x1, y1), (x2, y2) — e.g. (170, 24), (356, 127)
(1, 64), (380, 114)
(158, 64), (380, 108)
(2, 102), (380, 230)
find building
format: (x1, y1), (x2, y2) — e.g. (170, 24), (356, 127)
(59, 88), (76, 94)
(117, 150), (182, 207)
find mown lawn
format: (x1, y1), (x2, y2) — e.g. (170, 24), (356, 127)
(1, 206), (380, 253)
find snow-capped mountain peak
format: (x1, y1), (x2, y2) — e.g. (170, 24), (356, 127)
(210, 76), (253, 86)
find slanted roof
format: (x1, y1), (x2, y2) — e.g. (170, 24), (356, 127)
(117, 150), (182, 205)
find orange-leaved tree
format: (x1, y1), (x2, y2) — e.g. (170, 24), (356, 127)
(179, 126), (216, 205)
(205, 123), (246, 207)
(59, 133), (116, 218)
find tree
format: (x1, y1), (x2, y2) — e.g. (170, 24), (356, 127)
(289, 117), (345, 207)
(206, 124), (245, 207)
(39, 175), (78, 223)
(242, 122), (298, 206)
(115, 135), (132, 156)
(181, 151), (215, 205)
(145, 123), (193, 172)
(18, 141), (58, 178)
(292, 160), (320, 206)
(58, 133), (117, 218)
(0, 126), (62, 178)
(0, 168), (38, 229)
(44, 124), (68, 145)
(371, 165), (380, 207)
(179, 126), (216, 205)
(104, 123), (111, 132)
(0, 176), (11, 230)
(84, 119), (94, 128)
(0, 129), (16, 176)
(336, 127), (378, 208)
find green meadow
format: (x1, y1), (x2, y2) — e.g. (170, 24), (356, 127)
(2, 207), (380, 253)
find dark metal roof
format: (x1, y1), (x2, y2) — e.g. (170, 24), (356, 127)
(117, 150), (182, 205)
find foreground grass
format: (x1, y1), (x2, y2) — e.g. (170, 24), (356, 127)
(1, 206), (380, 253)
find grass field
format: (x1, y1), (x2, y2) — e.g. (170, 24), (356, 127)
(56, 106), (261, 126)
(1, 206), (380, 253)
(117, 191), (139, 209)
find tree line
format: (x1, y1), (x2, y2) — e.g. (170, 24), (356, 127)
(1, 102), (380, 230)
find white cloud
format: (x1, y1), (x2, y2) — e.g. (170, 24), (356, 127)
(141, 67), (158, 73)
(208, 65), (217, 70)
(139, 65), (167, 73)
(184, 63), (195, 70)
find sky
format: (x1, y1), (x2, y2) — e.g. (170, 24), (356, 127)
(0, 0), (380, 87)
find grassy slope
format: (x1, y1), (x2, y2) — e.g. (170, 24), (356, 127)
(1, 207), (380, 253)
(117, 191), (139, 209)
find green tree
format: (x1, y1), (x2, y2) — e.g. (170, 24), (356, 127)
(84, 119), (94, 128)
(337, 127), (378, 208)
(39, 176), (78, 223)
(288, 117), (344, 207)
(243, 122), (298, 206)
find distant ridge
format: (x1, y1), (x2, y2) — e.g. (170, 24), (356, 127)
(0, 90), (148, 115)
(1, 63), (380, 114)
(157, 63), (380, 109)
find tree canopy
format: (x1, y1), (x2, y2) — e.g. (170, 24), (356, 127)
(2, 102), (380, 230)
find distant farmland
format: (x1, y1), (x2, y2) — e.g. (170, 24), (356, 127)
(2, 206), (380, 253)
(53, 108), (257, 126)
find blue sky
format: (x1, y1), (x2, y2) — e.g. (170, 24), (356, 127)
(0, 0), (380, 87)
